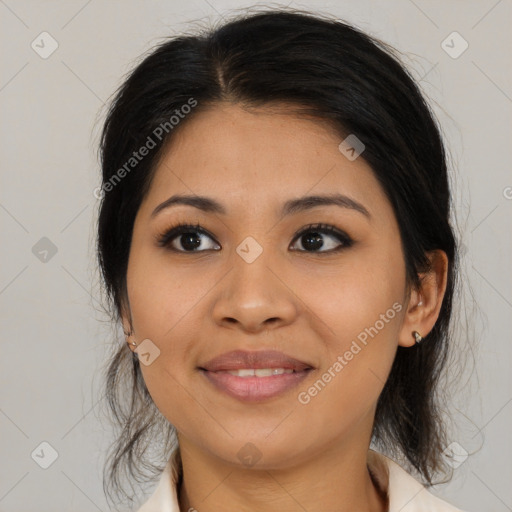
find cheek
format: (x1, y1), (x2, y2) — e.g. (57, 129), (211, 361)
(293, 244), (405, 340)
(126, 246), (220, 428)
(126, 241), (206, 337)
(294, 284), (402, 433)
(292, 249), (405, 406)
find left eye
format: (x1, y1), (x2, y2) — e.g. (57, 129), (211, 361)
(290, 223), (353, 253)
(156, 222), (353, 254)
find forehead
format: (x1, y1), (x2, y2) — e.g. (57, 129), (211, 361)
(141, 103), (392, 222)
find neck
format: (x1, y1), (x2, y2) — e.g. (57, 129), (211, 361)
(176, 434), (387, 512)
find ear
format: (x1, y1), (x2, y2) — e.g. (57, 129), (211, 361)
(120, 301), (137, 353)
(398, 250), (449, 348)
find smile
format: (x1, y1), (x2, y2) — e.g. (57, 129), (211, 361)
(200, 368), (313, 402)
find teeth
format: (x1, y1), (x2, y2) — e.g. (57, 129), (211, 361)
(224, 368), (294, 377)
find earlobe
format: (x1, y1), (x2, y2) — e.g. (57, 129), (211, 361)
(120, 303), (138, 351)
(398, 250), (449, 348)
(123, 324), (138, 351)
(125, 334), (138, 351)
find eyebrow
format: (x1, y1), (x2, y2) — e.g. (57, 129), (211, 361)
(151, 193), (371, 220)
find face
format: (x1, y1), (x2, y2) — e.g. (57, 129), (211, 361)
(122, 103), (416, 469)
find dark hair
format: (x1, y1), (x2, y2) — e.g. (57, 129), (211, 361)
(96, 7), (460, 508)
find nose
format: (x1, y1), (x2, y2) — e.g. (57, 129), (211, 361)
(211, 254), (298, 334)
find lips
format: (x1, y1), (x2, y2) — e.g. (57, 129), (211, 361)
(199, 349), (313, 373)
(198, 350), (315, 402)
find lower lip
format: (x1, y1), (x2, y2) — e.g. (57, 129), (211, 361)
(200, 369), (312, 402)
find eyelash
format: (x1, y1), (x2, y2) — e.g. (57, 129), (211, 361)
(155, 222), (354, 254)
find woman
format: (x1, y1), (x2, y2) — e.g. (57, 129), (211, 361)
(97, 8), (467, 512)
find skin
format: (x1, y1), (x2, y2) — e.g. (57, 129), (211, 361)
(121, 103), (448, 512)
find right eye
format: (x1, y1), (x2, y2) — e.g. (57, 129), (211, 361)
(155, 222), (221, 252)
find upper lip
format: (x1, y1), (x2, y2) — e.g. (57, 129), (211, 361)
(200, 350), (313, 372)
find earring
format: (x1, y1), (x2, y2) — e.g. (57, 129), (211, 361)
(124, 330), (137, 347)
(417, 300), (423, 306)
(412, 331), (423, 344)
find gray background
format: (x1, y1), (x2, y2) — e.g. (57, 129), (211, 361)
(1, 1), (511, 511)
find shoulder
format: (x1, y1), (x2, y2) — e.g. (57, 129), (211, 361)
(368, 449), (468, 512)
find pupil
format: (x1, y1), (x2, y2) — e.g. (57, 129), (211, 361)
(181, 233), (201, 250)
(303, 232), (323, 251)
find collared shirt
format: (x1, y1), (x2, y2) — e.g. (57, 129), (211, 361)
(137, 448), (466, 511)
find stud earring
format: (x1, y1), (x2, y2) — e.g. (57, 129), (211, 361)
(124, 330), (137, 347)
(412, 331), (423, 344)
